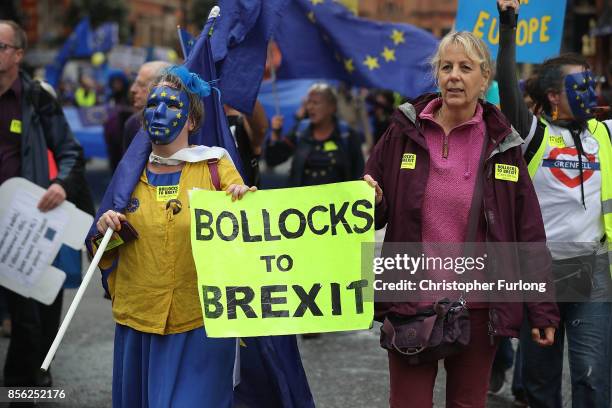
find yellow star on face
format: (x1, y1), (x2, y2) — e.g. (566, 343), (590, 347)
(173, 121), (178, 127)
(307, 11), (316, 23)
(176, 112), (182, 119)
(363, 55), (380, 71)
(344, 58), (355, 73)
(170, 95), (177, 100)
(391, 29), (405, 45)
(150, 94), (156, 99)
(160, 91), (167, 97)
(155, 131), (160, 135)
(165, 129), (170, 134)
(179, 102), (184, 107)
(381, 47), (396, 62)
(310, 0), (324, 4)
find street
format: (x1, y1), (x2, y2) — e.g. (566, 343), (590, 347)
(0, 279), (571, 407)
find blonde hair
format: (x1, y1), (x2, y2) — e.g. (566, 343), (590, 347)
(430, 31), (493, 89)
(307, 82), (338, 107)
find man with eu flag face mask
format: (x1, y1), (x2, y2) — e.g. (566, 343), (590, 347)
(564, 71), (598, 121)
(497, 1), (612, 406)
(93, 65), (256, 408)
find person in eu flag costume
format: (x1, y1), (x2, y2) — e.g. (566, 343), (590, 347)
(93, 65), (255, 408)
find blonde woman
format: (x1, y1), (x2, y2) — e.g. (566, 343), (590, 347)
(364, 31), (559, 407)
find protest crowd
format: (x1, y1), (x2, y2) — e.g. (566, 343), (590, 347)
(0, 0), (611, 407)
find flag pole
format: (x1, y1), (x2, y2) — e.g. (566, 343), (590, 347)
(177, 25), (188, 60)
(41, 227), (115, 372)
(207, 6), (221, 35)
(268, 40), (281, 117)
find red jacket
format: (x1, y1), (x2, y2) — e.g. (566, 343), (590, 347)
(366, 93), (559, 337)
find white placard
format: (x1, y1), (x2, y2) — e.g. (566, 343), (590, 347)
(0, 192), (69, 286)
(0, 178), (93, 304)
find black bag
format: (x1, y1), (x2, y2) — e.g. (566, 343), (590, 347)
(380, 299), (470, 365)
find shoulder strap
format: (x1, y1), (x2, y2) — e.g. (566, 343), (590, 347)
(207, 159), (221, 191)
(524, 119), (546, 165)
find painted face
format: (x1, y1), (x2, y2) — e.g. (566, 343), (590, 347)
(565, 71), (597, 120)
(143, 86), (189, 145)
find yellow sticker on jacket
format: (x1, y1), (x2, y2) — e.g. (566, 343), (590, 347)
(156, 185), (180, 201)
(323, 140), (338, 152)
(495, 164), (519, 182)
(10, 119), (21, 134)
(549, 135), (565, 148)
(400, 153), (416, 169)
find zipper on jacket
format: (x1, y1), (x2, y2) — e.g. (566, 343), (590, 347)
(442, 134), (449, 158)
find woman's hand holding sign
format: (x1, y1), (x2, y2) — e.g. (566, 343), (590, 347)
(364, 174), (383, 206)
(226, 184), (257, 201)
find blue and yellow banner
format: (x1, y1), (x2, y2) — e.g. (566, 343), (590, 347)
(455, 0), (567, 63)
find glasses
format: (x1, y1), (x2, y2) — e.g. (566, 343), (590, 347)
(0, 42), (20, 52)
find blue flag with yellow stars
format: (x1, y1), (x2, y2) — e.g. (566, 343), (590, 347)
(45, 18), (118, 88)
(209, 0), (289, 114)
(275, 0), (439, 97)
(177, 27), (196, 59)
(184, 14), (246, 178)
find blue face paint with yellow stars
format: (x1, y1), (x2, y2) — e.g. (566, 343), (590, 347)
(565, 71), (597, 120)
(143, 86), (190, 145)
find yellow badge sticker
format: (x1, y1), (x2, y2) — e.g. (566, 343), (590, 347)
(400, 153), (416, 169)
(495, 164), (519, 182)
(549, 135), (565, 148)
(323, 140), (338, 152)
(10, 119), (21, 134)
(156, 185), (180, 201)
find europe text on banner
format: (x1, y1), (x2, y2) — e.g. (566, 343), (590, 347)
(190, 181), (375, 337)
(455, 0), (567, 63)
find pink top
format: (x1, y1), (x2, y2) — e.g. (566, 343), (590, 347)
(418, 98), (487, 304)
(419, 97), (486, 243)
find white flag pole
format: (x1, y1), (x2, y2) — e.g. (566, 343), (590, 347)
(41, 227), (114, 371)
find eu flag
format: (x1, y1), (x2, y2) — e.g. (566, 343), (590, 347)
(275, 0), (439, 97)
(45, 18), (118, 88)
(210, 0), (289, 114)
(91, 22), (118, 54)
(45, 18), (93, 87)
(184, 14), (245, 178)
(178, 27), (196, 59)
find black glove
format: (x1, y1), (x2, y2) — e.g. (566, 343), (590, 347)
(497, 3), (518, 28)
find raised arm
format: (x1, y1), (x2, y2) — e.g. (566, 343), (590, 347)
(496, 0), (534, 139)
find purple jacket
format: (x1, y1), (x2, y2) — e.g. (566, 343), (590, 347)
(366, 93), (560, 337)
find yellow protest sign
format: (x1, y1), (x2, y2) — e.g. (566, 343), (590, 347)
(190, 181), (375, 337)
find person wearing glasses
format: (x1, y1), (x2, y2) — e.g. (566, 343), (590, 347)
(0, 20), (94, 388)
